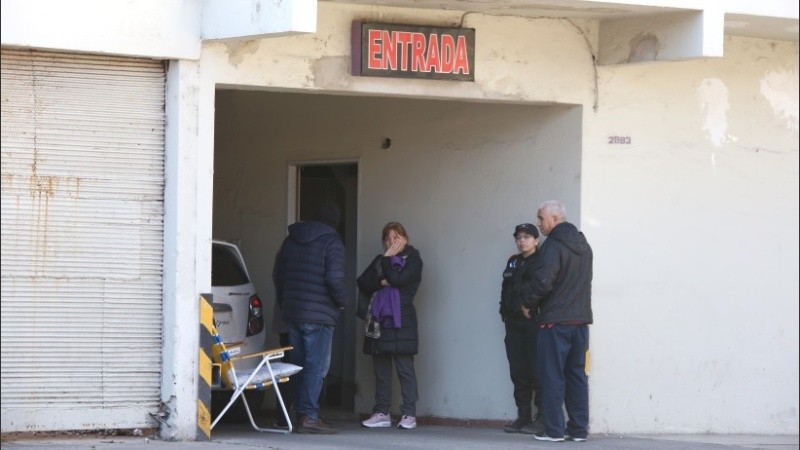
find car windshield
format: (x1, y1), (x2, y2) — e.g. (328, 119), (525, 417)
(212, 244), (249, 286)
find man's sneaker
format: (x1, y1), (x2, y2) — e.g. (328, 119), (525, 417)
(397, 415), (417, 429)
(533, 431), (565, 442)
(520, 413), (543, 435)
(503, 416), (532, 433)
(361, 412), (392, 428)
(565, 434), (588, 442)
(295, 416), (337, 434)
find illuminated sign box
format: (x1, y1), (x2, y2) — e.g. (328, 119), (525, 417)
(352, 21), (476, 82)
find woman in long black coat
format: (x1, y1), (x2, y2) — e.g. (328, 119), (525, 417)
(357, 222), (423, 430)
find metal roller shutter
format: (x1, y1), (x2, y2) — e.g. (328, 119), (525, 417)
(1, 49), (165, 432)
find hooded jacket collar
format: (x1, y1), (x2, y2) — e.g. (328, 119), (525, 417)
(547, 222), (589, 255)
(288, 220), (338, 244)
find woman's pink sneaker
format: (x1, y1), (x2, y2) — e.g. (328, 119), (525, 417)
(361, 412), (391, 428)
(397, 415), (417, 429)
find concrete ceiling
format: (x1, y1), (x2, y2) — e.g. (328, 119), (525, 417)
(724, 14), (799, 43)
(322, 0), (800, 42)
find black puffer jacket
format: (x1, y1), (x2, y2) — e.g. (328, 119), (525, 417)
(273, 220), (346, 326)
(521, 222), (593, 325)
(357, 245), (423, 355)
(499, 253), (539, 323)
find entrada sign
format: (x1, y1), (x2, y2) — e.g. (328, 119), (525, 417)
(352, 21), (475, 81)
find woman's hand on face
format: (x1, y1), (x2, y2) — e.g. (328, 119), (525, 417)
(384, 235), (406, 257)
(384, 240), (400, 257)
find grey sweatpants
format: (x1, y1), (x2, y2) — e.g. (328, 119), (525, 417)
(372, 354), (418, 417)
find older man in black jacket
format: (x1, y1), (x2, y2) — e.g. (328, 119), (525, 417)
(521, 200), (593, 443)
(273, 202), (346, 434)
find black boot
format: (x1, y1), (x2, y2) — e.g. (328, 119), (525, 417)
(520, 411), (543, 435)
(503, 408), (532, 433)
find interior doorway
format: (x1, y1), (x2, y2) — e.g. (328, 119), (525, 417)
(290, 162), (359, 411)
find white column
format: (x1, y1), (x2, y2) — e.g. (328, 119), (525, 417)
(161, 58), (202, 441)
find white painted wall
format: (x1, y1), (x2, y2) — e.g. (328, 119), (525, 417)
(586, 36), (799, 433)
(203, 5), (596, 105)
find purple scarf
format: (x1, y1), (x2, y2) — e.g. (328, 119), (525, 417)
(371, 256), (405, 328)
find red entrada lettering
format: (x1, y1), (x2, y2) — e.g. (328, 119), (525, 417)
(366, 28), (470, 75)
(412, 33), (426, 71)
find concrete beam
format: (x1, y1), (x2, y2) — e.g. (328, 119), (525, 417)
(0, 0), (201, 59)
(598, 8), (724, 65)
(202, 0), (317, 41)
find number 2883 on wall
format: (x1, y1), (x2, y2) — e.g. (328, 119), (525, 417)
(608, 136), (631, 144)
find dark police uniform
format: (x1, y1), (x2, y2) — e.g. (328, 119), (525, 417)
(499, 251), (543, 432)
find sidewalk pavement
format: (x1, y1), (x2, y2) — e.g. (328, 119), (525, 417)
(3, 419), (798, 450)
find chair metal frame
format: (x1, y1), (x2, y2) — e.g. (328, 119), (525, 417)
(210, 325), (300, 434)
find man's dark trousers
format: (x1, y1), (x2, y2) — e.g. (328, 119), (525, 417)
(537, 324), (589, 439)
(286, 322), (334, 422)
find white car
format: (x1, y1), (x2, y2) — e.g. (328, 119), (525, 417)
(211, 240), (267, 381)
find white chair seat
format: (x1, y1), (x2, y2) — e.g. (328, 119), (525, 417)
(234, 362), (302, 388)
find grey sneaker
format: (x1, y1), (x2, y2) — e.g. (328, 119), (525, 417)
(565, 434), (588, 442)
(533, 431), (565, 442)
(397, 415), (417, 429)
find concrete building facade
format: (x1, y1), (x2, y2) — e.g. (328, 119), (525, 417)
(1, 0), (797, 440)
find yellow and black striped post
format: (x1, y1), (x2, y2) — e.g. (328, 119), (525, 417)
(197, 294), (214, 440)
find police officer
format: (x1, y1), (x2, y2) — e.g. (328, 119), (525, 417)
(499, 223), (543, 434)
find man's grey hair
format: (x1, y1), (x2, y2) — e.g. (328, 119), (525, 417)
(539, 200), (567, 221)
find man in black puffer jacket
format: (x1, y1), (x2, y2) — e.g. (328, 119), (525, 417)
(273, 202), (346, 434)
(521, 200), (593, 443)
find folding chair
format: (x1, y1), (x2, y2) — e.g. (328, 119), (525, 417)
(209, 324), (302, 434)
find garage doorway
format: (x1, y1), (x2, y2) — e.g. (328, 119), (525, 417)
(213, 88), (582, 421)
(289, 162), (359, 411)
